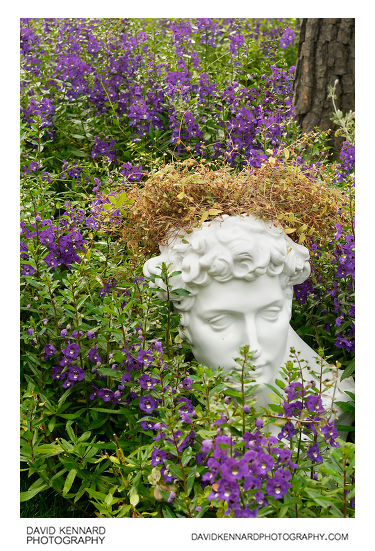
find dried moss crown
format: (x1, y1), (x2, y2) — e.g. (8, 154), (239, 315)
(120, 159), (347, 256)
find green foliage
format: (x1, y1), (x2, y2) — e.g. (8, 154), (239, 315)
(20, 17), (354, 519)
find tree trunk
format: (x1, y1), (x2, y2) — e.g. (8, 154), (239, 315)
(293, 18), (355, 157)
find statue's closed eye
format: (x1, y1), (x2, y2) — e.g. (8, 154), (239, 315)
(259, 307), (282, 321)
(207, 314), (233, 331)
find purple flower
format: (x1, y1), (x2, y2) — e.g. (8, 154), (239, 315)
(62, 379), (75, 389)
(120, 162), (143, 183)
(140, 420), (155, 431)
(221, 457), (247, 480)
(139, 395), (157, 413)
(44, 252), (59, 269)
(196, 453), (206, 465)
(121, 372), (132, 383)
(179, 411), (192, 424)
(44, 344), (56, 358)
(321, 422), (340, 447)
(27, 328), (34, 335)
(255, 418), (264, 429)
(151, 447), (167, 466)
(91, 136), (116, 162)
(151, 340), (164, 354)
(266, 476), (290, 499)
(167, 491), (176, 503)
(201, 439), (213, 455)
(336, 316), (344, 327)
(255, 491), (268, 508)
(217, 478), (240, 502)
(59, 355), (71, 367)
(277, 421), (295, 440)
(86, 330), (95, 340)
(39, 227), (56, 247)
(178, 430), (195, 452)
(67, 366), (85, 382)
(21, 264), (35, 276)
(62, 342), (80, 360)
(88, 345), (102, 363)
(97, 388), (114, 402)
(253, 452), (275, 477)
(52, 366), (66, 380)
(139, 374), (158, 390)
(279, 28), (295, 49)
(161, 465), (174, 482)
(282, 401), (295, 417)
(305, 395), (323, 413)
(284, 382), (304, 400)
(182, 377), (193, 390)
(178, 396), (194, 414)
(307, 442), (323, 463)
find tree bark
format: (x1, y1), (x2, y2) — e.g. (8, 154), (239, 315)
(293, 18), (354, 157)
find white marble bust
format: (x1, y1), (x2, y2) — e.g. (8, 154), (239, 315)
(143, 215), (354, 420)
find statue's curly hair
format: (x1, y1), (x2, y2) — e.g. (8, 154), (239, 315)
(143, 215), (310, 343)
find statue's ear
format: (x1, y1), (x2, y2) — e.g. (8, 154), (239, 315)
(288, 300), (293, 322)
(284, 287), (293, 321)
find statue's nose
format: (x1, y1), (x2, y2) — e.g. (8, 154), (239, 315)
(244, 315), (261, 360)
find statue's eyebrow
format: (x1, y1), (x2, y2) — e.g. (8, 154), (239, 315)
(200, 309), (238, 319)
(258, 300), (284, 310)
(200, 300), (284, 319)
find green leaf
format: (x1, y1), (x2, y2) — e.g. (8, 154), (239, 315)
(335, 424), (355, 432)
(20, 484), (48, 502)
(63, 468), (77, 496)
(78, 431), (92, 442)
(223, 388), (242, 398)
(268, 403), (284, 413)
(186, 472), (196, 495)
(34, 443), (64, 456)
(105, 486), (118, 507)
(47, 417), (56, 433)
(344, 391), (355, 401)
(335, 401), (355, 413)
(77, 296), (89, 310)
(169, 271), (182, 278)
(74, 480), (89, 503)
(130, 493), (139, 507)
(58, 387), (74, 407)
(163, 506), (176, 518)
(56, 409), (85, 420)
(97, 368), (123, 379)
(340, 359), (355, 381)
(264, 383), (283, 399)
(278, 504), (289, 517)
(66, 421), (76, 442)
(89, 407), (127, 414)
(168, 464), (182, 479)
(172, 288), (190, 296)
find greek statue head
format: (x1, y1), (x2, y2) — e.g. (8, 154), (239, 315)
(143, 214), (311, 384)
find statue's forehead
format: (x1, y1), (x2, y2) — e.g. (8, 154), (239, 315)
(191, 275), (287, 313)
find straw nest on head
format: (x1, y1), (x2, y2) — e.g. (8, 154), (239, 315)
(117, 158), (348, 257)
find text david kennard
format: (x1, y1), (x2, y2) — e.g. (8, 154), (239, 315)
(26, 526), (106, 545)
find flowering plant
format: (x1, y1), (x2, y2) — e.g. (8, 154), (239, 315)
(20, 17), (354, 519)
